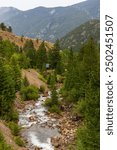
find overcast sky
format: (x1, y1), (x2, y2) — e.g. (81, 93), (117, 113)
(0, 0), (86, 10)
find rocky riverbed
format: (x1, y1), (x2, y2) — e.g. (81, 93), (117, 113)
(18, 92), (60, 150)
(17, 90), (80, 150)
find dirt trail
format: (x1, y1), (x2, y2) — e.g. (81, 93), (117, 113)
(0, 120), (27, 150)
(22, 69), (48, 91)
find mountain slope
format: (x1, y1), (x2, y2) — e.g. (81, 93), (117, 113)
(60, 19), (100, 51)
(0, 7), (21, 21)
(0, 30), (53, 50)
(0, 0), (99, 42)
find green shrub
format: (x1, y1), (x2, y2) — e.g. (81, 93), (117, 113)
(48, 105), (61, 114)
(0, 143), (12, 150)
(22, 76), (29, 87)
(56, 75), (64, 83)
(21, 85), (39, 100)
(39, 85), (45, 93)
(0, 132), (12, 150)
(0, 132), (4, 142)
(15, 136), (25, 147)
(44, 98), (52, 107)
(9, 111), (19, 121)
(72, 99), (86, 117)
(8, 122), (20, 136)
(47, 74), (51, 85)
(44, 87), (61, 114)
(76, 125), (100, 150)
(38, 73), (47, 83)
(51, 88), (59, 105)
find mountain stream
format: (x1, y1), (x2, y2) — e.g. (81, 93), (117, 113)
(18, 91), (60, 150)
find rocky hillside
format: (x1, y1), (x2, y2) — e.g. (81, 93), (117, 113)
(0, 30), (53, 50)
(0, 0), (100, 41)
(60, 19), (100, 51)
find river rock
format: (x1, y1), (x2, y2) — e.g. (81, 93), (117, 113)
(43, 92), (49, 97)
(51, 138), (60, 148)
(29, 116), (36, 122)
(34, 146), (41, 150)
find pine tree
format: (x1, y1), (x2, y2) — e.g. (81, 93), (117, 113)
(36, 41), (47, 70)
(8, 26), (12, 32)
(23, 40), (36, 67)
(64, 48), (74, 90)
(17, 53), (30, 69)
(48, 40), (61, 69)
(78, 38), (99, 96)
(10, 54), (21, 91)
(51, 87), (58, 106)
(0, 59), (15, 120)
(0, 23), (6, 31)
(50, 72), (57, 89)
(0, 40), (16, 59)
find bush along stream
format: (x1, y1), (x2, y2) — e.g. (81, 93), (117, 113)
(18, 91), (61, 150)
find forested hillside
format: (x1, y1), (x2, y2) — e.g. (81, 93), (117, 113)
(0, 23), (99, 150)
(60, 19), (100, 51)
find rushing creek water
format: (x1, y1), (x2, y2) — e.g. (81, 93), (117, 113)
(18, 92), (60, 150)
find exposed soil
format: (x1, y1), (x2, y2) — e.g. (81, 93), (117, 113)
(0, 120), (27, 150)
(22, 69), (48, 91)
(0, 30), (53, 50)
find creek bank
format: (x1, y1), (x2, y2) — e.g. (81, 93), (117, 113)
(48, 106), (81, 150)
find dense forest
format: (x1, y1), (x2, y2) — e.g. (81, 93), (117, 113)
(0, 24), (100, 150)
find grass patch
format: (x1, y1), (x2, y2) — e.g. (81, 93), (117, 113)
(15, 136), (25, 147)
(8, 122), (21, 136)
(39, 85), (45, 93)
(44, 98), (61, 114)
(0, 132), (13, 150)
(21, 85), (39, 101)
(44, 98), (52, 107)
(38, 73), (47, 83)
(48, 105), (61, 114)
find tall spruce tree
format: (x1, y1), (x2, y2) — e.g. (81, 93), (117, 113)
(10, 54), (21, 91)
(0, 40), (16, 59)
(36, 41), (47, 70)
(0, 23), (6, 31)
(0, 59), (15, 120)
(51, 86), (58, 106)
(23, 40), (36, 67)
(48, 40), (61, 69)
